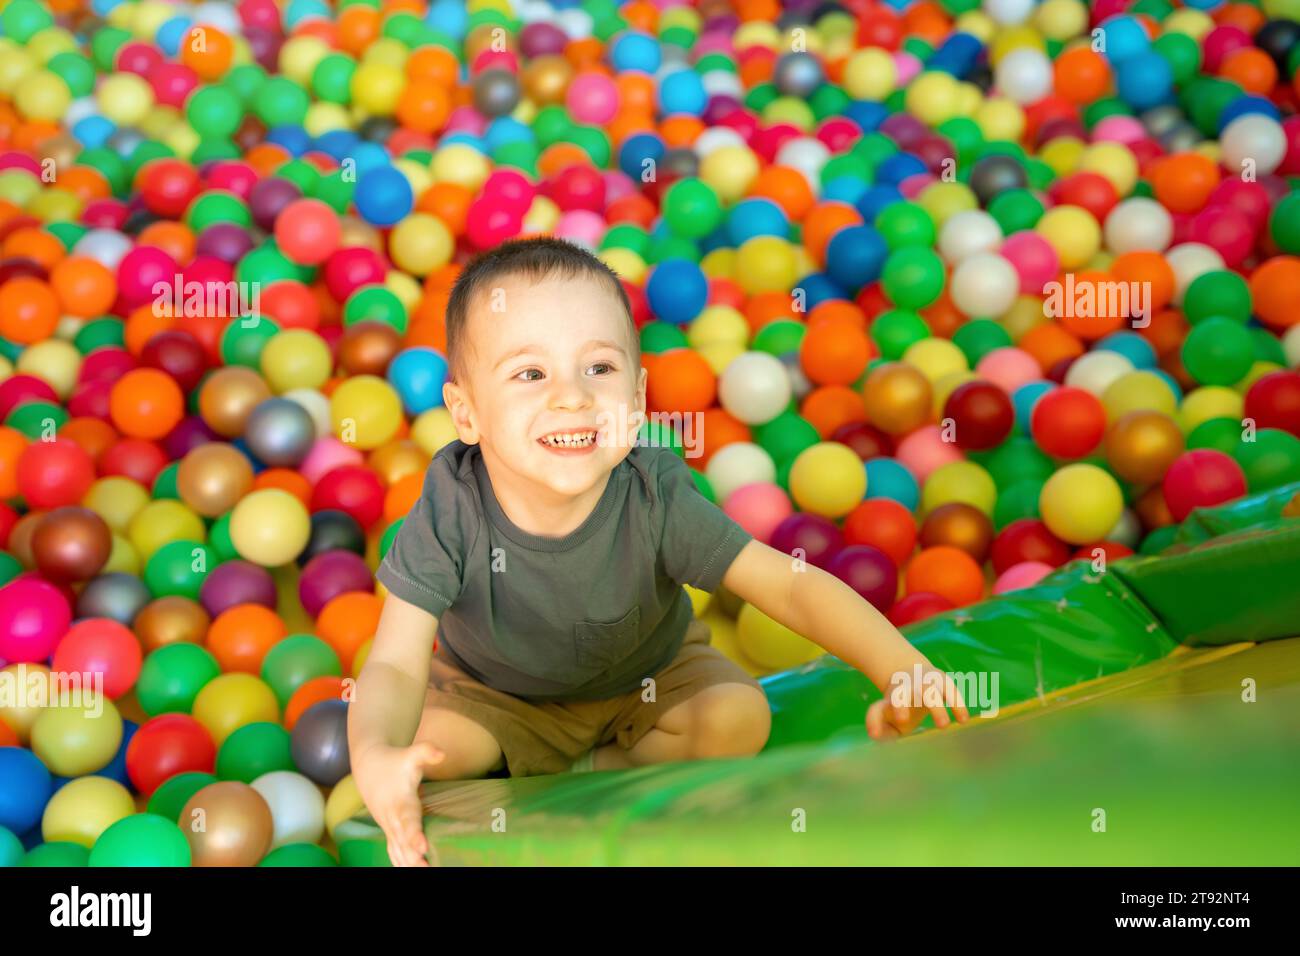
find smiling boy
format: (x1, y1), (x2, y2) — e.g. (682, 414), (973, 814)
(349, 237), (967, 867)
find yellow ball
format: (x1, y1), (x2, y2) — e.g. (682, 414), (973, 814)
(699, 144), (760, 203)
(260, 329), (332, 393)
(97, 72), (153, 125)
(702, 610), (767, 677)
(15, 339), (80, 398)
(521, 194), (560, 235)
(903, 337), (969, 384)
(304, 102), (352, 138)
(0, 46), (36, 95)
(279, 36), (332, 86)
(954, 11), (997, 43)
(0, 170), (40, 206)
(393, 157), (433, 198)
(917, 181), (977, 228)
(230, 489), (312, 567)
(843, 48), (896, 100)
(933, 369), (980, 418)
(689, 305), (749, 351)
(736, 602), (822, 670)
(789, 442), (867, 518)
(1234, 360), (1283, 395)
(990, 25), (1046, 65)
(432, 143), (491, 191)
(30, 693), (123, 778)
(82, 477), (150, 534)
(29, 28), (78, 64)
(735, 235), (798, 295)
(324, 774), (366, 840)
(1040, 463), (1124, 544)
(409, 406), (458, 457)
(1078, 141), (1139, 197)
(1037, 204), (1101, 269)
(1164, 9), (1215, 41)
(14, 70), (70, 122)
(734, 22), (780, 51)
(42, 776), (136, 848)
(696, 340), (746, 377)
(955, 81), (984, 118)
(1102, 370), (1178, 424)
(598, 247), (647, 283)
(192, 673), (281, 747)
(1178, 386), (1244, 434)
(906, 71), (960, 127)
(27, 187), (82, 223)
(127, 500), (206, 562)
(1035, 0), (1090, 40)
(0, 663), (50, 744)
(1039, 136), (1085, 178)
(921, 460), (997, 517)
(102, 533), (140, 576)
(331, 374), (403, 449)
(975, 96), (1026, 141)
(762, 96), (815, 132)
(684, 584), (712, 616)
(351, 61), (404, 115)
(700, 248), (736, 280)
(389, 212), (453, 277)
(384, 271), (422, 313)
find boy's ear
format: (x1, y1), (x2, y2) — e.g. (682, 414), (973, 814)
(442, 380), (479, 445)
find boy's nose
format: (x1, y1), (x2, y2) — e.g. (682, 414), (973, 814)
(547, 374), (592, 409)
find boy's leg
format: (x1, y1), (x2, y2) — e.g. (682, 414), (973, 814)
(412, 691), (507, 780)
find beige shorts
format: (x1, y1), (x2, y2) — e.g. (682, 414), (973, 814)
(426, 617), (764, 777)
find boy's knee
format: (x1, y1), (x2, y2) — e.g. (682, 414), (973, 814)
(684, 685), (771, 760)
(415, 707), (504, 780)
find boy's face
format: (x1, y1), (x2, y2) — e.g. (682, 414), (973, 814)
(442, 273), (648, 501)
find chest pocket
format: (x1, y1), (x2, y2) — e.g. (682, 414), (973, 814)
(574, 606), (642, 671)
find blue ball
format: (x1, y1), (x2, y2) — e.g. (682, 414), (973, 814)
(426, 0), (469, 39)
(285, 0), (331, 30)
(351, 142), (391, 175)
(94, 720), (137, 791)
(611, 31), (661, 74)
(1012, 380), (1055, 435)
(875, 152), (928, 186)
(355, 166), (414, 227)
(928, 33), (982, 78)
(826, 225), (889, 292)
(0, 748), (53, 835)
(646, 259), (708, 324)
(618, 132), (665, 181)
(266, 125), (312, 157)
(314, 130), (360, 163)
(388, 348), (450, 416)
(844, 100), (889, 132)
(865, 457), (920, 511)
(1096, 332), (1157, 369)
(855, 183), (905, 221)
(0, 825), (23, 868)
(1099, 15), (1149, 64)
(72, 116), (115, 149)
(1180, 0), (1224, 8)
(484, 117), (533, 151)
(658, 69), (707, 116)
(1218, 95), (1281, 133)
(727, 197), (790, 245)
(822, 176), (870, 206)
(155, 16), (192, 56)
(698, 224), (732, 256)
(1116, 52), (1172, 110)
(792, 272), (848, 311)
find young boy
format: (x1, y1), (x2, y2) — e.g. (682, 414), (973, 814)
(350, 237), (968, 867)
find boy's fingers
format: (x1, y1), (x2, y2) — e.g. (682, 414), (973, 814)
(944, 675), (971, 722)
(866, 701), (899, 741)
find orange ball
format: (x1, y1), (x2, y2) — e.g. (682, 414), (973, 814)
(905, 545), (985, 607)
(695, 406), (752, 469)
(1018, 322), (1084, 372)
(109, 368), (185, 439)
(1219, 48), (1277, 95)
(747, 165), (815, 221)
(646, 348), (717, 414)
(1056, 271), (1127, 341)
(50, 256), (116, 318)
(180, 26), (234, 80)
(801, 384), (869, 437)
(1249, 256), (1300, 329)
(800, 318), (873, 386)
(315, 592), (382, 673)
(1109, 251), (1174, 314)
(396, 81), (451, 134)
(383, 472), (423, 525)
(284, 675), (347, 730)
(1150, 152), (1220, 214)
(0, 276), (59, 343)
(2, 228), (64, 269)
(1053, 47), (1111, 104)
(0, 426), (29, 499)
(206, 604), (288, 674)
(802, 202), (864, 267)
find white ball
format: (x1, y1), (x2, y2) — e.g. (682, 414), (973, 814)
(72, 229), (133, 269)
(516, 1), (555, 24)
(706, 442), (777, 504)
(984, 0), (1036, 25)
(1220, 114), (1287, 177)
(700, 70), (743, 100)
(1104, 197), (1174, 254)
(251, 771), (327, 850)
(1165, 242), (1226, 306)
(718, 352), (793, 425)
(193, 3), (243, 34)
(776, 137), (831, 195)
(1105, 508), (1142, 549)
(65, 96), (99, 128)
(1283, 324), (1300, 367)
(1064, 351), (1135, 396)
(995, 49), (1052, 104)
(949, 252), (1019, 318)
(555, 8), (594, 39)
(282, 388), (331, 438)
(692, 126), (746, 158)
(938, 210), (1003, 263)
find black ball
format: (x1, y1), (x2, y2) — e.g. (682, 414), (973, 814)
(969, 154), (1029, 207)
(297, 509), (367, 566)
(1255, 19), (1300, 72)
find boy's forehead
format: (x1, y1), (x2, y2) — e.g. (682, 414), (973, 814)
(467, 272), (632, 354)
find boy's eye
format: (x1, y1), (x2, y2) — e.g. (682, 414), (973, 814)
(515, 368), (543, 382)
(513, 364), (614, 382)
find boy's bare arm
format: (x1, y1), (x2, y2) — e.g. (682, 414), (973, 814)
(349, 593), (439, 760)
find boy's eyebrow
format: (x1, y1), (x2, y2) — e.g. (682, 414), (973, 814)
(493, 339), (627, 370)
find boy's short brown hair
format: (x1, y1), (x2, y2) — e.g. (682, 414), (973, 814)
(444, 236), (639, 386)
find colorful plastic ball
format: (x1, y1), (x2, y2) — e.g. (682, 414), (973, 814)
(125, 714), (216, 797)
(993, 561), (1055, 595)
(0, 578), (71, 663)
(1162, 449), (1248, 522)
(16, 438), (95, 509)
(88, 812), (191, 867)
(888, 591), (956, 627)
(1182, 318), (1255, 387)
(716, 352), (792, 425)
(31, 693), (123, 778)
(1105, 410), (1186, 485)
(990, 518), (1071, 575)
(176, 443), (253, 518)
(389, 214), (454, 277)
(768, 512), (844, 569)
(1244, 371), (1300, 438)
(181, 780), (274, 867)
(274, 198), (340, 266)
(354, 166), (413, 227)
(216, 720), (294, 783)
(825, 225), (889, 291)
(387, 348), (449, 416)
(647, 258), (708, 325)
(42, 776), (136, 848)
(1030, 386), (1107, 458)
(788, 442), (867, 518)
(50, 618), (142, 700)
(31, 507), (112, 583)
(0, 746), (52, 834)
(905, 545), (985, 607)
(244, 398), (316, 468)
(191, 673), (280, 748)
(1220, 114), (1286, 176)
(943, 381), (1015, 450)
(290, 699), (350, 786)
(736, 602), (822, 669)
(826, 544), (898, 612)
(136, 643), (221, 717)
(329, 375), (403, 450)
(1039, 463), (1125, 544)
(881, 246), (946, 309)
(250, 769), (326, 850)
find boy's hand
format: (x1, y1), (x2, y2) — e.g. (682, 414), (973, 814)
(866, 665), (970, 741)
(352, 742), (444, 867)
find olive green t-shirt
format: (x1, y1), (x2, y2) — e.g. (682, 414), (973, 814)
(375, 439), (753, 701)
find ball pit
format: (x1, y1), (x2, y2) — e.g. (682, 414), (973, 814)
(0, 0), (1297, 869)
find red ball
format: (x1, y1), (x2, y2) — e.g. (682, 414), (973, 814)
(887, 591), (955, 628)
(843, 498), (916, 567)
(310, 465), (385, 529)
(1163, 449), (1247, 521)
(275, 199), (342, 266)
(990, 518), (1072, 575)
(16, 439), (96, 509)
(138, 158), (202, 218)
(465, 197), (523, 250)
(1244, 370), (1300, 438)
(1031, 386), (1106, 458)
(830, 421), (893, 459)
(544, 164), (605, 213)
(50, 618), (143, 699)
(944, 380), (1014, 451)
(97, 438), (169, 486)
(0, 374), (57, 418)
(323, 247), (386, 302)
(140, 330), (209, 393)
(1071, 540), (1134, 564)
(1049, 172), (1118, 222)
(125, 714), (217, 797)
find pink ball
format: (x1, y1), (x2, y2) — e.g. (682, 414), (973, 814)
(1208, 178), (1271, 233)
(893, 425), (965, 485)
(893, 52), (922, 85)
(1091, 115), (1145, 144)
(323, 247), (386, 301)
(976, 347), (1042, 393)
(116, 246), (177, 307)
(148, 62), (199, 108)
(466, 196), (524, 249)
(898, 173), (937, 199)
(483, 168), (535, 215)
(51, 618), (143, 699)
(817, 118), (861, 153)
(205, 163), (257, 199)
(555, 209), (607, 248)
(1188, 204), (1254, 269)
(0, 578), (71, 663)
(992, 560), (1054, 595)
(1162, 449), (1247, 522)
(999, 231), (1059, 294)
(723, 482), (793, 543)
(299, 438), (365, 485)
(445, 107), (486, 136)
(602, 170), (636, 204)
(566, 73), (619, 124)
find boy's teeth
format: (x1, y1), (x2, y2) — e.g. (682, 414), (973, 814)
(543, 431), (595, 446)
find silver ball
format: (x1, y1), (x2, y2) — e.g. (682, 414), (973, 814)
(244, 398), (317, 468)
(1159, 122), (1203, 154)
(778, 350), (813, 402)
(472, 69), (521, 118)
(1140, 105), (1185, 138)
(773, 52), (825, 98)
(75, 573), (152, 627)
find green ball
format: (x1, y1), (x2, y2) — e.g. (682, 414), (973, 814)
(223, 64), (268, 105)
(137, 643), (222, 716)
(260, 843), (338, 867)
(187, 191), (253, 232)
(314, 170), (356, 213)
(639, 418), (685, 457)
(663, 178), (723, 239)
(215, 722), (294, 783)
(187, 85), (244, 139)
(1186, 417), (1243, 456)
(994, 479), (1043, 529)
(338, 838), (391, 867)
(379, 519), (402, 560)
(1232, 428), (1300, 493)
(343, 286), (408, 333)
(220, 314), (281, 368)
(752, 319), (806, 355)
(882, 246), (945, 310)
(1183, 270), (1251, 325)
(1182, 317), (1255, 386)
(261, 635), (343, 709)
(984, 437), (1056, 491)
(600, 223), (651, 258)
(988, 188), (1044, 234)
(6, 400), (67, 439)
(152, 461), (181, 501)
(1152, 32), (1201, 86)
(147, 772), (218, 823)
(209, 512), (239, 562)
(74, 317), (125, 353)
(690, 467), (716, 503)
(1, 0), (54, 42)
(532, 105), (573, 149)
(47, 222), (89, 251)
(1269, 192), (1300, 254)
(647, 235), (700, 265)
(47, 52), (96, 98)
(0, 826), (24, 867)
(871, 309), (931, 360)
(876, 202), (936, 249)
(0, 552), (23, 586)
(1252, 328), (1287, 365)
(1139, 524), (1179, 555)
(89, 814), (191, 867)
(752, 411), (821, 467)
(255, 77), (311, 127)
(312, 54), (356, 104)
(952, 318), (1013, 366)
(492, 139), (539, 176)
(24, 842), (90, 867)
(237, 243), (306, 286)
(143, 540), (213, 600)
(76, 147), (130, 197)
(90, 27), (132, 72)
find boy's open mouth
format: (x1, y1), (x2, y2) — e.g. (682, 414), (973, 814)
(538, 430), (598, 452)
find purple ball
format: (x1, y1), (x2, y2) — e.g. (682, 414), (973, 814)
(249, 176), (301, 231)
(519, 22), (568, 58)
(200, 560), (278, 618)
(246, 27), (283, 72)
(879, 113), (928, 150)
(299, 550), (375, 619)
(162, 416), (222, 460)
(195, 223), (256, 263)
(827, 545), (897, 613)
(769, 514), (843, 570)
(703, 95), (743, 125)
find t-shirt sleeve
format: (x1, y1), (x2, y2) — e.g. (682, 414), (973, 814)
(375, 461), (469, 619)
(656, 450), (754, 593)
